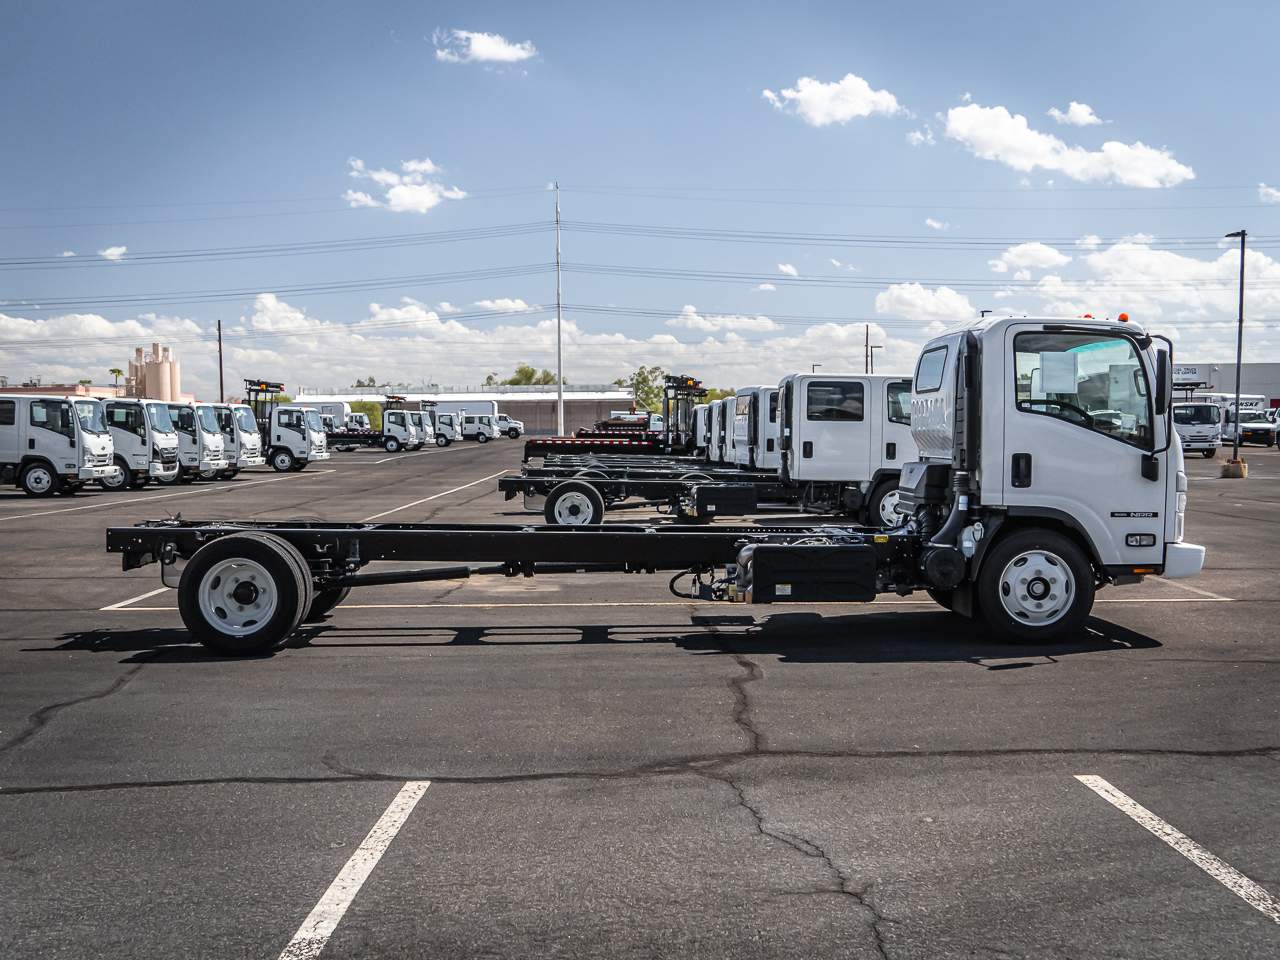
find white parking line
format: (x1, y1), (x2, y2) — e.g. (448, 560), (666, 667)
(99, 586), (169, 611)
(361, 470), (508, 522)
(0, 470), (335, 523)
(1153, 577), (1233, 601)
(372, 450), (436, 465)
(277, 780), (430, 960)
(1075, 775), (1280, 924)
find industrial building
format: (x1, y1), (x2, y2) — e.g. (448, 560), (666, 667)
(126, 343), (185, 401)
(1175, 362), (1280, 405)
(296, 383), (635, 434)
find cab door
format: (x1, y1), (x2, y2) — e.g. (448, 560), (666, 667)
(882, 380), (916, 469)
(29, 399), (77, 469)
(795, 377), (871, 482)
(1001, 324), (1166, 566)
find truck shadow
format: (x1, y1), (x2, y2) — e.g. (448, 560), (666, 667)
(41, 611), (1158, 666)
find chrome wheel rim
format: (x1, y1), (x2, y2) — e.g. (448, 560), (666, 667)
(273, 452), (292, 470)
(197, 557), (278, 636)
(998, 550), (1075, 627)
(877, 490), (901, 526)
(102, 466), (127, 489)
(553, 491), (594, 524)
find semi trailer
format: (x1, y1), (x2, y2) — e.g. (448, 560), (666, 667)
(98, 398), (180, 490)
(106, 314), (1203, 655)
(0, 394), (115, 496)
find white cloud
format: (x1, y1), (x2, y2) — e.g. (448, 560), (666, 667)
(960, 91), (972, 103)
(344, 157), (466, 214)
(666, 305), (779, 333)
(437, 301), (462, 314)
(944, 103), (1194, 187)
(924, 218), (950, 231)
(762, 72), (902, 127)
(98, 245), (127, 261)
(60, 250), (75, 258)
(433, 28), (536, 64)
(474, 298), (535, 313)
(755, 283), (777, 291)
(987, 242), (1072, 274)
(906, 126), (936, 147)
(829, 258), (843, 268)
(1047, 101), (1105, 126)
(1259, 183), (1280, 204)
(1077, 234), (1102, 250)
(874, 283), (975, 323)
(777, 263), (798, 277)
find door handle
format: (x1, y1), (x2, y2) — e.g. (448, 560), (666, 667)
(886, 442), (896, 460)
(1011, 453), (1032, 488)
(802, 441), (813, 458)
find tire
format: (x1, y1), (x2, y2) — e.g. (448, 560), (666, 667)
(383, 437), (401, 453)
(219, 467), (241, 480)
(477, 433), (489, 444)
(177, 470), (197, 485)
(926, 588), (954, 611)
(867, 480), (903, 529)
(508, 428), (520, 439)
(177, 533), (312, 655)
(98, 457), (131, 492)
(153, 469), (181, 486)
(976, 529), (1095, 644)
(271, 449), (296, 472)
(1202, 449), (1216, 459)
(198, 469), (220, 482)
(436, 435), (449, 447)
(290, 461), (307, 472)
(57, 482), (83, 496)
(303, 586), (350, 623)
(544, 480), (605, 525)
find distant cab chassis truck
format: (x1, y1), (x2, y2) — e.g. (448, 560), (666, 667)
(106, 316), (1203, 655)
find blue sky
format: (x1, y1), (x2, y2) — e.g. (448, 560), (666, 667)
(2, 0), (1278, 397)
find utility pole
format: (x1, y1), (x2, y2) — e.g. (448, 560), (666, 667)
(1226, 229), (1247, 467)
(864, 324), (869, 374)
(554, 181), (564, 435)
(216, 316), (225, 401)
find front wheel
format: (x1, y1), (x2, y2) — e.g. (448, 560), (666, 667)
(436, 435), (449, 447)
(383, 437), (401, 453)
(1202, 449), (1216, 459)
(271, 449), (296, 472)
(976, 529), (1094, 644)
(98, 458), (131, 492)
(507, 428), (520, 439)
(21, 462), (60, 497)
(477, 433), (489, 444)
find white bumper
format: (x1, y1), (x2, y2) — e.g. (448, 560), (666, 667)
(149, 460), (180, 481)
(198, 457), (229, 472)
(238, 454), (267, 468)
(1181, 438), (1220, 451)
(307, 449), (331, 462)
(76, 464), (114, 481)
(1163, 541), (1206, 579)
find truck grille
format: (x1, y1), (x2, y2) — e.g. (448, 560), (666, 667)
(160, 448), (178, 463)
(89, 452), (112, 467)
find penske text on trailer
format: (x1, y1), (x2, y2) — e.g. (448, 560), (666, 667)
(106, 315), (1205, 655)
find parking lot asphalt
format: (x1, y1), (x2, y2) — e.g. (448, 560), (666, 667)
(1, 439), (1278, 959)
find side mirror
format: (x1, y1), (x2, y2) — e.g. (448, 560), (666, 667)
(1155, 349), (1171, 416)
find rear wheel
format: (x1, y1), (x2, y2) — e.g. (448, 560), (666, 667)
(178, 533), (312, 655)
(544, 480), (605, 525)
(271, 449), (296, 472)
(976, 529), (1094, 644)
(507, 428), (520, 439)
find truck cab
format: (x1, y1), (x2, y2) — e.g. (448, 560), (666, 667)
(382, 408), (416, 452)
(1172, 401), (1222, 458)
(777, 373), (916, 525)
(732, 386), (780, 471)
(495, 413), (524, 439)
(0, 395), (116, 496)
(214, 403), (267, 477)
(692, 403), (710, 457)
(99, 398), (180, 490)
(407, 412), (430, 450)
(267, 405), (330, 471)
(462, 414), (496, 443)
(435, 412), (462, 446)
(164, 402), (227, 484)
(348, 412), (372, 431)
(1222, 404), (1276, 447)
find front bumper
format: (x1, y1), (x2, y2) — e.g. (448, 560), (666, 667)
(149, 460), (180, 480)
(307, 450), (331, 462)
(74, 464), (114, 481)
(238, 454), (267, 468)
(1163, 541), (1206, 579)
(1181, 438), (1220, 451)
(198, 458), (229, 472)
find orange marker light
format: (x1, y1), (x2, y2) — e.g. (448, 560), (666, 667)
(1082, 313), (1094, 319)
(1118, 312), (1130, 322)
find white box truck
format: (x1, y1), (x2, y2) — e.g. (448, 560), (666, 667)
(0, 395), (115, 496)
(99, 398), (180, 490)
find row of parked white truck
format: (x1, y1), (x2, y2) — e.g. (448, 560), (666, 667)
(312, 400), (524, 452)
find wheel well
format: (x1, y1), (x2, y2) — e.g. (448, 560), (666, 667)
(973, 515), (1102, 581)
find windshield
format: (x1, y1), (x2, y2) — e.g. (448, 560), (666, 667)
(1226, 408), (1267, 424)
(196, 405), (220, 434)
(73, 399), (108, 434)
(305, 409), (323, 432)
(235, 407), (257, 433)
(409, 413), (424, 427)
(1174, 404), (1219, 426)
(147, 404), (174, 433)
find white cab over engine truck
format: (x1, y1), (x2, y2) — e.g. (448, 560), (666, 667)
(692, 403), (710, 457)
(0, 395), (115, 496)
(266, 405), (330, 470)
(461, 413), (496, 442)
(706, 398), (725, 463)
(434, 412), (462, 446)
(213, 403), (267, 477)
(163, 402), (227, 484)
(1172, 401), (1222, 458)
(380, 408), (418, 452)
(106, 314), (1204, 655)
(406, 412), (431, 450)
(99, 398), (179, 490)
(733, 386), (780, 471)
(779, 374), (917, 527)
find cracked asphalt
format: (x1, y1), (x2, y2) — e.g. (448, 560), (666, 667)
(1, 439), (1278, 958)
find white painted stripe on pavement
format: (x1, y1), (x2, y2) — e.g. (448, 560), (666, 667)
(1153, 577), (1233, 601)
(361, 470), (507, 521)
(372, 450), (436, 464)
(0, 470), (335, 523)
(99, 586), (169, 611)
(277, 780), (431, 960)
(1075, 775), (1280, 924)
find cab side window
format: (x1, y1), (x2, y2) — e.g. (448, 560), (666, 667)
(107, 403), (146, 438)
(173, 408), (196, 435)
(31, 400), (74, 438)
(1013, 331), (1153, 448)
(806, 381), (864, 422)
(277, 410), (303, 433)
(0, 399), (15, 426)
(886, 382), (912, 425)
